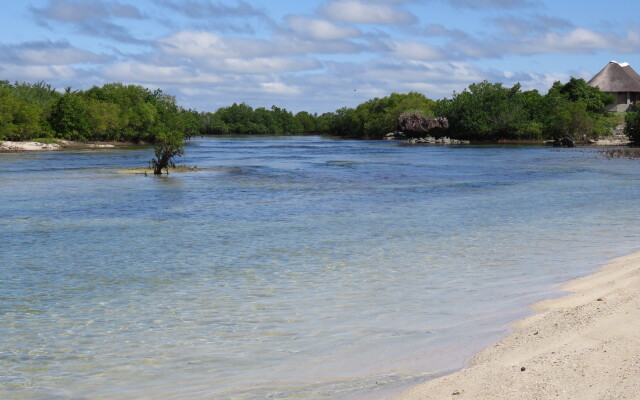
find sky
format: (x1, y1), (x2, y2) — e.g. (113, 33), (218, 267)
(1, 0), (640, 113)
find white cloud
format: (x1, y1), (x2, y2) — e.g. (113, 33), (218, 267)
(0, 41), (107, 66)
(102, 61), (224, 84)
(157, 30), (365, 60)
(322, 0), (417, 24)
(449, 0), (540, 9)
(386, 40), (447, 60)
(20, 47), (104, 65)
(157, 31), (273, 58)
(286, 15), (361, 40)
(31, 0), (145, 21)
(204, 57), (321, 74)
(537, 28), (609, 52)
(259, 82), (302, 95)
(0, 64), (78, 80)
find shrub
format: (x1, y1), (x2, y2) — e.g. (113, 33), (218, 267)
(624, 111), (640, 144)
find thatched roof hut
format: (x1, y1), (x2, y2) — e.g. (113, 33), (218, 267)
(588, 61), (640, 111)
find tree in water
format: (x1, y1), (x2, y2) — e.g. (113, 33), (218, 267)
(150, 130), (184, 175)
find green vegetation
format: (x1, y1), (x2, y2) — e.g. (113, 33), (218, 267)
(321, 79), (617, 141)
(624, 111), (640, 144)
(0, 77), (625, 144)
(327, 92), (435, 139)
(0, 80), (199, 144)
(150, 130), (184, 175)
(200, 103), (326, 135)
(430, 78), (616, 142)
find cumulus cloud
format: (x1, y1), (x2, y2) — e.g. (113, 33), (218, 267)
(490, 14), (573, 36)
(285, 16), (361, 40)
(259, 82), (302, 95)
(384, 40), (447, 60)
(157, 30), (366, 59)
(102, 61), (224, 84)
(31, 0), (145, 22)
(30, 0), (147, 43)
(0, 64), (79, 81)
(411, 24), (469, 39)
(322, 0), (417, 24)
(155, 0), (274, 35)
(203, 57), (322, 74)
(0, 40), (108, 65)
(157, 31), (273, 58)
(449, 0), (540, 9)
(497, 28), (611, 55)
(157, 0), (266, 19)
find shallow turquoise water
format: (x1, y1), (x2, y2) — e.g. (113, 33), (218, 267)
(1, 137), (640, 399)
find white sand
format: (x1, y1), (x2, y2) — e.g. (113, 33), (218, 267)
(397, 252), (640, 399)
(0, 140), (61, 151)
(0, 140), (117, 151)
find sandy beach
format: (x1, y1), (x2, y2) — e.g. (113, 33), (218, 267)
(0, 140), (119, 152)
(396, 252), (640, 399)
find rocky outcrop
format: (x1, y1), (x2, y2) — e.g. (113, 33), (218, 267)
(552, 137), (575, 147)
(385, 113), (459, 143)
(397, 113), (449, 136)
(401, 136), (469, 145)
(589, 135), (632, 146)
(0, 141), (61, 151)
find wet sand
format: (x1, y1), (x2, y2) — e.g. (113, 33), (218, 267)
(397, 252), (640, 399)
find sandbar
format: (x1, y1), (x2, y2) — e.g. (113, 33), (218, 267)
(396, 252), (640, 399)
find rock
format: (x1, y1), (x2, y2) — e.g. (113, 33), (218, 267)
(553, 137), (575, 147)
(397, 112), (449, 137)
(384, 131), (407, 140)
(0, 141), (61, 151)
(401, 136), (469, 145)
(592, 135), (632, 146)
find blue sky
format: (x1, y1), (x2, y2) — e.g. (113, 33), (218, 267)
(1, 0), (639, 113)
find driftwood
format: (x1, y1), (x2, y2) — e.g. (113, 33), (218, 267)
(397, 112), (449, 137)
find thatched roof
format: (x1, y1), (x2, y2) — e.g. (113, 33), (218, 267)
(588, 61), (640, 92)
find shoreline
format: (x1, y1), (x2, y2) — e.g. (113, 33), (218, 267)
(0, 140), (145, 152)
(395, 251), (640, 399)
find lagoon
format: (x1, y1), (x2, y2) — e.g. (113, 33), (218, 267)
(1, 136), (640, 399)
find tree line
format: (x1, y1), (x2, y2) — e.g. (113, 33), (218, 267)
(0, 81), (200, 143)
(1, 77), (637, 144)
(324, 78), (623, 141)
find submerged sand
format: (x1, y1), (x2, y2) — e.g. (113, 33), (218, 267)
(397, 252), (640, 399)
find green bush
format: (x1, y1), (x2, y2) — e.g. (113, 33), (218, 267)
(624, 111), (640, 144)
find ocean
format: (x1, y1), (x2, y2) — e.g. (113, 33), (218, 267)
(1, 136), (639, 399)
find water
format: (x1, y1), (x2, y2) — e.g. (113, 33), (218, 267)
(1, 136), (639, 399)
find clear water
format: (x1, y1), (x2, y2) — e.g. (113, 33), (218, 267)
(1, 136), (639, 399)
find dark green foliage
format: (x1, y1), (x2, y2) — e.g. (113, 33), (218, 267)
(0, 81), (196, 145)
(328, 107), (359, 138)
(624, 111), (640, 144)
(0, 77), (623, 144)
(200, 113), (229, 135)
(209, 103), (307, 135)
(550, 78), (615, 113)
(150, 129), (184, 175)
(431, 79), (616, 142)
(49, 94), (92, 141)
(547, 101), (594, 140)
(327, 92), (436, 139)
(0, 87), (43, 140)
(434, 82), (545, 140)
(6, 81), (61, 109)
